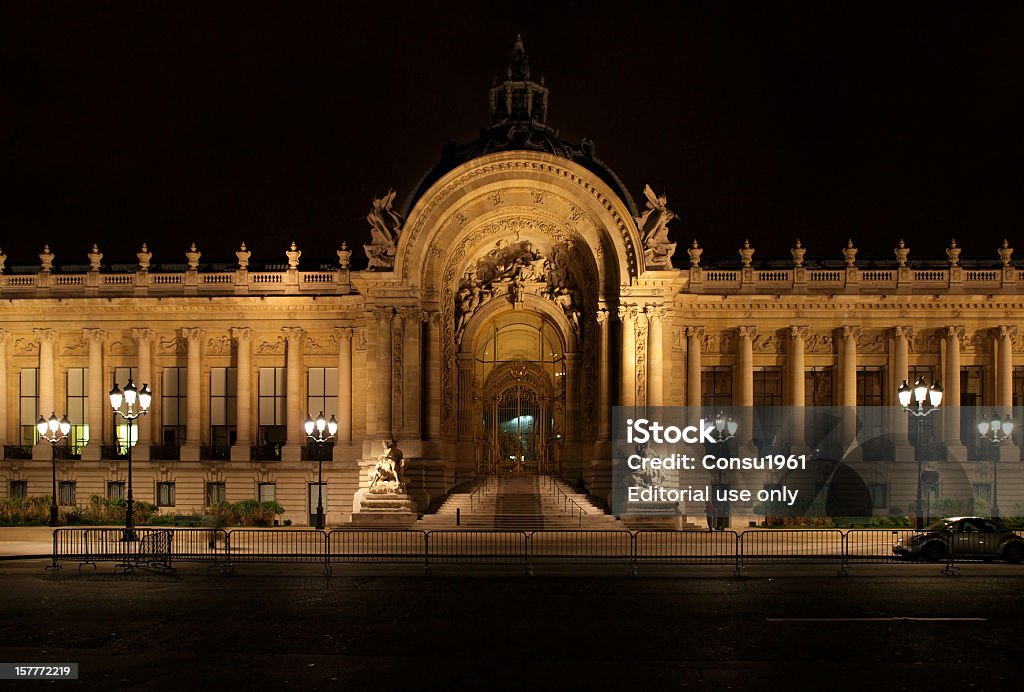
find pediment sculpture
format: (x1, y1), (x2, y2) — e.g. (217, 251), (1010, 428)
(363, 189), (404, 271)
(636, 184), (677, 269)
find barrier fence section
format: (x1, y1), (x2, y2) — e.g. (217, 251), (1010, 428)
(328, 530), (427, 572)
(49, 527), (1018, 575)
(426, 530), (529, 573)
(633, 530), (740, 572)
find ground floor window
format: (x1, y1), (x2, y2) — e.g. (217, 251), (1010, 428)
(205, 482), (226, 506)
(972, 483), (992, 503)
(156, 482), (176, 507)
(107, 481), (125, 501)
(58, 481), (76, 506)
(869, 483), (888, 509)
(257, 482), (276, 503)
(10, 480), (27, 499)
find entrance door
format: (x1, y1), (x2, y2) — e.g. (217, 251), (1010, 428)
(494, 387), (542, 473)
(308, 482), (327, 526)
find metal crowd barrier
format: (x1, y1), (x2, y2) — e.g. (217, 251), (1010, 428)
(49, 526), (1015, 576)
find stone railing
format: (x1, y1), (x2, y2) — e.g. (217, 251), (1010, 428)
(687, 265), (1018, 294)
(0, 268), (352, 297)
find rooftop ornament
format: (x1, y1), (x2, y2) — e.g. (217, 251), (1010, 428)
(739, 239), (755, 268)
(236, 242), (251, 270)
(39, 245), (54, 273)
(186, 243), (201, 271)
(843, 239), (857, 267)
(687, 239), (702, 267)
(946, 239), (961, 267)
(337, 241), (352, 269)
(88, 244), (103, 272)
(894, 239), (910, 267)
(999, 239), (1013, 267)
(790, 239), (805, 268)
(137, 244), (152, 272)
(286, 241), (301, 270)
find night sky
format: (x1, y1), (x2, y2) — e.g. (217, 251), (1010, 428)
(2, 2), (1021, 269)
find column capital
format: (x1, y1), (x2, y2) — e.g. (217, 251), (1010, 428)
(0, 328), (10, 345)
(282, 326), (304, 342)
(645, 305), (666, 323)
(891, 325), (913, 340)
(595, 308), (610, 325)
(841, 325), (862, 340)
(685, 326), (705, 338)
(738, 325), (757, 339)
(789, 325), (809, 341)
(397, 306), (428, 323)
(229, 326), (253, 342)
(33, 327), (59, 344)
(946, 325), (966, 340)
(995, 325), (1018, 339)
(617, 305), (637, 321)
(372, 306), (396, 325)
(130, 327), (154, 342)
(333, 326), (355, 341)
(180, 327), (205, 342)
(83, 328), (109, 344)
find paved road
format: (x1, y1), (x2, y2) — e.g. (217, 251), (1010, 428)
(0, 560), (1020, 690)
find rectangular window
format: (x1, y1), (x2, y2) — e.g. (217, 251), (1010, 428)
(205, 482), (226, 507)
(209, 367), (237, 455)
(107, 481), (125, 501)
(10, 480), (28, 499)
(869, 483), (888, 509)
(162, 367), (187, 449)
(20, 368), (39, 446)
(65, 367), (89, 455)
(257, 482), (276, 504)
(856, 367), (883, 406)
(701, 366), (733, 409)
(113, 367), (137, 453)
(753, 367), (784, 453)
(156, 482), (176, 507)
(804, 368), (833, 406)
(58, 481), (76, 506)
(306, 367), (339, 422)
(961, 366), (986, 460)
(972, 483), (992, 503)
(258, 367), (287, 457)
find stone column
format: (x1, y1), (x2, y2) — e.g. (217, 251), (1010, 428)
(788, 326), (808, 452)
(281, 326), (304, 461)
(131, 328), (154, 452)
(565, 353), (579, 440)
(425, 314), (441, 440)
(0, 331), (8, 449)
(686, 327), (704, 414)
(944, 326), (966, 460)
(81, 329), (108, 460)
(596, 309), (611, 441)
(647, 308), (664, 407)
(333, 327), (354, 443)
(373, 308), (394, 438)
(737, 326), (756, 451)
(180, 328), (204, 461)
(634, 309), (649, 407)
(32, 329), (57, 459)
(619, 307), (636, 408)
(994, 325), (1019, 460)
(230, 327), (253, 461)
(891, 326), (914, 458)
(400, 308), (424, 439)
(840, 325), (861, 458)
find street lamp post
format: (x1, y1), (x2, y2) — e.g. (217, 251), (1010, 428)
(109, 378), (152, 541)
(897, 377), (943, 530)
(977, 412), (1014, 519)
(36, 412), (72, 527)
(304, 411), (338, 530)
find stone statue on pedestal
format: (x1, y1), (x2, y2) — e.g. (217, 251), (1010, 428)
(368, 439), (405, 493)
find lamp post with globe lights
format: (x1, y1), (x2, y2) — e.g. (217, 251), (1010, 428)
(897, 377), (943, 529)
(36, 412), (71, 527)
(978, 413), (1014, 519)
(109, 378), (151, 540)
(304, 411), (338, 530)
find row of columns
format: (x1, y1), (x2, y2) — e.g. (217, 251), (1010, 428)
(0, 326), (357, 460)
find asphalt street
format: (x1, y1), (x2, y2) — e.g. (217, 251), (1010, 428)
(0, 560), (1021, 691)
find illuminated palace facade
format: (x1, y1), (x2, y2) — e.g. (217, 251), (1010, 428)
(1, 39), (1021, 526)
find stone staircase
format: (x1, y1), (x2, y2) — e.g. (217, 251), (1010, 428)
(418, 474), (621, 530)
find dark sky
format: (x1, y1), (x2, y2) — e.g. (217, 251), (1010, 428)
(1, 2), (1021, 268)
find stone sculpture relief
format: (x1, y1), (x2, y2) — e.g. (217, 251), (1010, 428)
(636, 184), (676, 269)
(363, 189), (404, 271)
(368, 439), (405, 494)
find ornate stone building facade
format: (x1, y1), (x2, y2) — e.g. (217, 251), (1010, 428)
(1, 39), (1021, 525)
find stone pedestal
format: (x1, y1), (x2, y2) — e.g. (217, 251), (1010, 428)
(618, 501), (681, 530)
(350, 492), (418, 527)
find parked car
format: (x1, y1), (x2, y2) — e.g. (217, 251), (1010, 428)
(894, 517), (1024, 563)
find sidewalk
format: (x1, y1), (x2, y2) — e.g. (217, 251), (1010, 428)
(0, 526), (55, 558)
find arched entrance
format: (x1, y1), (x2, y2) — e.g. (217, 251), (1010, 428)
(471, 311), (564, 475)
